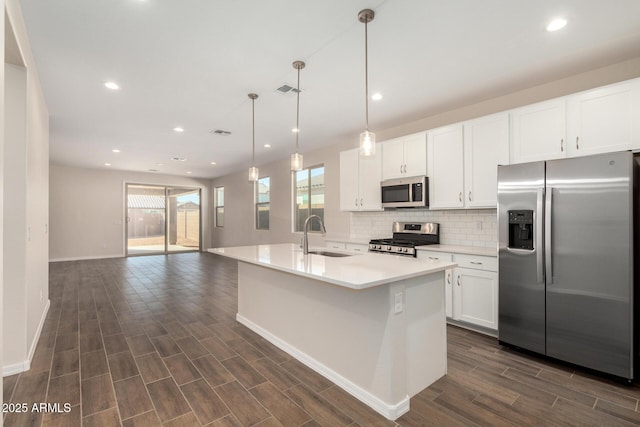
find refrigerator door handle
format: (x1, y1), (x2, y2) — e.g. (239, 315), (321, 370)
(536, 188), (544, 283)
(545, 187), (553, 285)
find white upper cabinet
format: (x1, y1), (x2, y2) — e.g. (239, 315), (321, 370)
(566, 80), (640, 157)
(510, 98), (566, 164)
(511, 77), (640, 164)
(464, 113), (509, 207)
(339, 145), (383, 212)
(381, 132), (427, 180)
(427, 124), (464, 209)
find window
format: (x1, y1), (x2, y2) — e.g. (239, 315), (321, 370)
(215, 186), (224, 227)
(294, 165), (324, 232)
(256, 177), (270, 230)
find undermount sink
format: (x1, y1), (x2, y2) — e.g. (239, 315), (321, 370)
(307, 250), (353, 258)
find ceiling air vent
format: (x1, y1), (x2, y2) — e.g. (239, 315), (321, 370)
(210, 129), (232, 136)
(171, 157), (186, 162)
(276, 84), (301, 95)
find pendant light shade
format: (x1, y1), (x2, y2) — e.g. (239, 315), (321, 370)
(291, 60), (306, 171)
(248, 93), (259, 182)
(358, 9), (376, 158)
(248, 166), (259, 182)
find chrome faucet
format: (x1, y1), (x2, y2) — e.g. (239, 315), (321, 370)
(302, 215), (326, 255)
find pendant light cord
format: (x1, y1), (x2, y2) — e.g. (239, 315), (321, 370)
(252, 97), (256, 165)
(364, 18), (369, 132)
(295, 66), (301, 151)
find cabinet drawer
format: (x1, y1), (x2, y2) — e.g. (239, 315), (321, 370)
(325, 241), (347, 250)
(454, 254), (497, 272)
(346, 243), (368, 253)
(417, 251), (453, 262)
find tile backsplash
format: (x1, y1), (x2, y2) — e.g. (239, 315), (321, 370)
(350, 209), (497, 248)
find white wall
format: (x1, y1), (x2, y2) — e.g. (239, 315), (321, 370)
(1, 0), (5, 408)
(210, 58), (640, 248)
(3, 64), (27, 368)
(3, 0), (49, 377)
(49, 165), (212, 261)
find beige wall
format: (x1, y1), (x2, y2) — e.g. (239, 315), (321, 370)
(49, 165), (212, 261)
(211, 58), (640, 249)
(211, 142), (350, 249)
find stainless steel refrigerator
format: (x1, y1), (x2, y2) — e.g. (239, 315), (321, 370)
(498, 150), (637, 380)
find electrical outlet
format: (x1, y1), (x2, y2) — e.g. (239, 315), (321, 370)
(394, 292), (403, 314)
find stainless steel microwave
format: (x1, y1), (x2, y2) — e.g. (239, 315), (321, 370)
(381, 176), (428, 208)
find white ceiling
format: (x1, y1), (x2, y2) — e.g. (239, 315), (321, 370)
(17, 0), (640, 179)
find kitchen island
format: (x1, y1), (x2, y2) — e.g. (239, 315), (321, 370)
(208, 243), (456, 420)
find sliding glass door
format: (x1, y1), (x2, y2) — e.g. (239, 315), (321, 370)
(126, 184), (201, 256)
(167, 188), (201, 252)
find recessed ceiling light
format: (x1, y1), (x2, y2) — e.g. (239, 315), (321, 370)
(156, 163), (164, 166)
(104, 82), (120, 90)
(291, 128), (299, 133)
(371, 93), (383, 101)
(211, 162), (217, 165)
(112, 149), (121, 153)
(546, 18), (567, 32)
(264, 144), (271, 148)
(104, 163), (111, 166)
(173, 127), (184, 133)
(187, 171), (192, 174)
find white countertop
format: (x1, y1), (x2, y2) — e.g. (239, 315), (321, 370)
(208, 243), (456, 290)
(415, 244), (497, 257)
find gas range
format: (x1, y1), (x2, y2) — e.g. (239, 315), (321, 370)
(368, 222), (440, 257)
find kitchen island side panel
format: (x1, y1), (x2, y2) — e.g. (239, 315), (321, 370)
(236, 261), (446, 418)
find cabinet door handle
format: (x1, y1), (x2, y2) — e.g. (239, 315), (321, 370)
(447, 273), (451, 284)
(355, 198), (358, 207)
(457, 276), (461, 287)
(403, 164), (407, 173)
(400, 165), (403, 174)
(360, 198), (363, 206)
(428, 256), (439, 260)
(576, 136), (579, 150)
(470, 261), (483, 265)
(459, 192), (463, 202)
(560, 138), (564, 152)
(468, 191), (472, 201)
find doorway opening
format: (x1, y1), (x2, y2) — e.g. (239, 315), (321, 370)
(126, 184), (201, 256)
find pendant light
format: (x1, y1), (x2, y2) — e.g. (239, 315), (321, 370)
(248, 93), (259, 182)
(290, 60), (305, 172)
(358, 8), (376, 157)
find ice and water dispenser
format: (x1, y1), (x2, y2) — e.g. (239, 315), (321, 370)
(508, 210), (534, 250)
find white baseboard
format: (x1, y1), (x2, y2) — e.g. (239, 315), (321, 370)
(3, 361), (30, 377)
(3, 299), (50, 377)
(50, 254), (123, 262)
(236, 313), (410, 420)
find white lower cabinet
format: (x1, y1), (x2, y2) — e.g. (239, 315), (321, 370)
(418, 250), (497, 332)
(453, 266), (498, 330)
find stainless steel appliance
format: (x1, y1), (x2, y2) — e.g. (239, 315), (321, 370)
(369, 221), (439, 257)
(498, 151), (637, 380)
(381, 176), (428, 208)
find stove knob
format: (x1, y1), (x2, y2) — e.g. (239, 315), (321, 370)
(387, 246), (392, 251)
(403, 248), (408, 253)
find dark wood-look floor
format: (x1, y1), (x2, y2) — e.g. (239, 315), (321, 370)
(3, 253), (640, 426)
